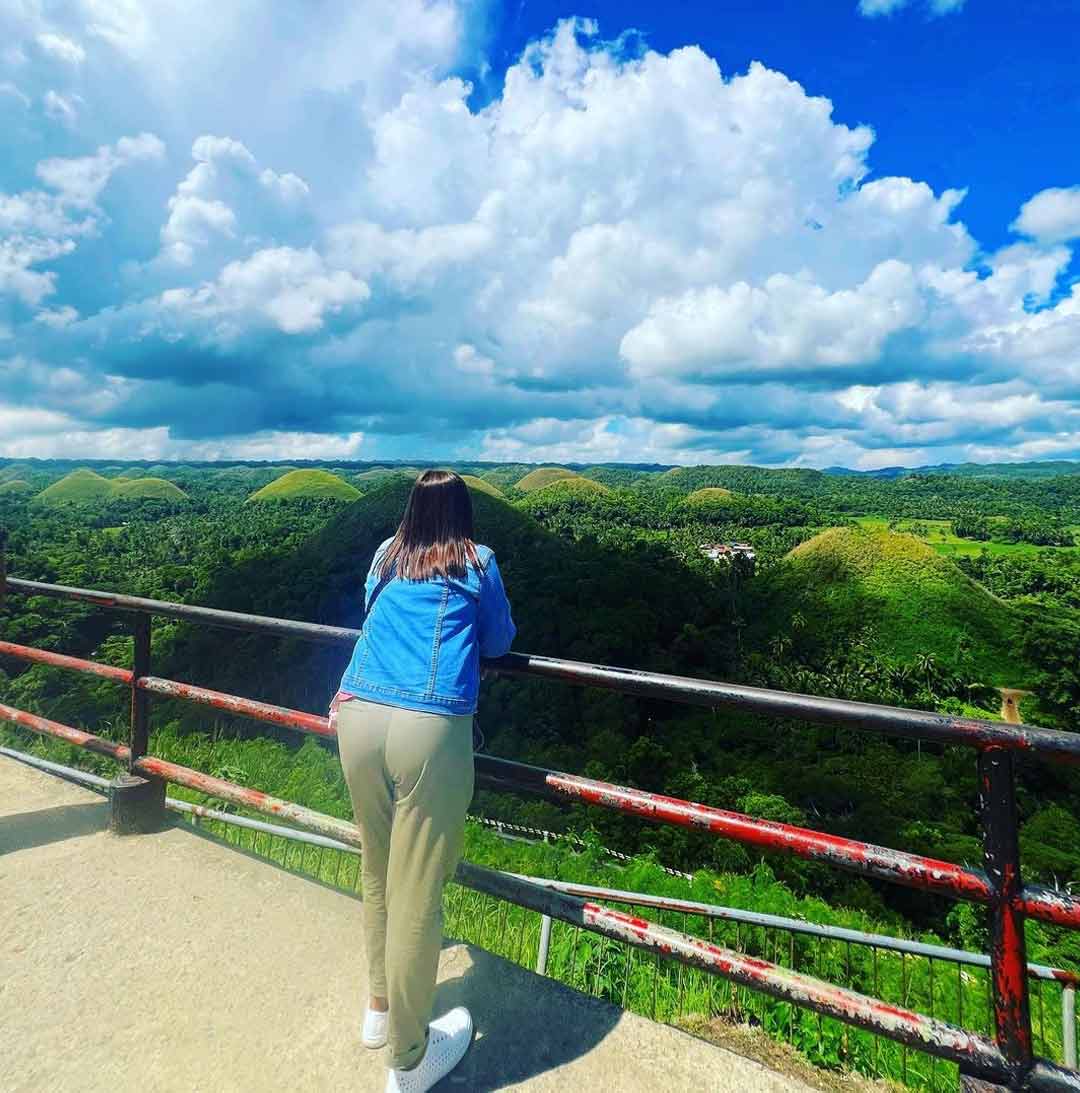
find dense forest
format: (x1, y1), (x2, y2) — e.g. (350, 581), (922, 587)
(3, 456), (1080, 981)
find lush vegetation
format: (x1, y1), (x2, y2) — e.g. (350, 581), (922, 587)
(3, 455), (1080, 1087)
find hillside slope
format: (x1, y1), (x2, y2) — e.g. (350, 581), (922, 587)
(36, 469), (116, 504)
(112, 477), (188, 501)
(247, 469), (361, 502)
(685, 487), (736, 505)
(529, 477), (611, 500)
(755, 526), (1029, 686)
(515, 467), (577, 492)
(460, 474), (506, 498)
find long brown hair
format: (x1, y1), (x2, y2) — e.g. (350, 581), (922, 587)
(378, 470), (482, 581)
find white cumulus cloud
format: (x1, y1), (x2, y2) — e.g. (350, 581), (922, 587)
(158, 135), (309, 266)
(160, 246), (369, 335)
(1012, 186), (1080, 245)
(35, 132), (165, 207)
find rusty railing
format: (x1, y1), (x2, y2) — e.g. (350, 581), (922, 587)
(2, 570), (1080, 1091)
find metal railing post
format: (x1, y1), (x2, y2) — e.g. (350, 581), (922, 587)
(536, 913), (552, 975)
(1065, 985), (1077, 1070)
(110, 610), (165, 834)
(129, 611), (151, 768)
(979, 746), (1034, 1078)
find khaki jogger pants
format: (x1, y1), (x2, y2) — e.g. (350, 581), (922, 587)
(335, 697), (475, 1070)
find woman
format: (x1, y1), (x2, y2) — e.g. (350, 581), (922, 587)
(330, 469), (516, 1093)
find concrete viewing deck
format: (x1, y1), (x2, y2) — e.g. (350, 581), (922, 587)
(1, 757), (816, 1092)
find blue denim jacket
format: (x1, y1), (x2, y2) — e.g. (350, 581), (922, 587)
(338, 538), (516, 716)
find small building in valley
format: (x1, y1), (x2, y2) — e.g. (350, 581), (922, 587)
(700, 541), (756, 571)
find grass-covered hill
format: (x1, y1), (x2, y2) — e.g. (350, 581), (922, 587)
(529, 476), (611, 500)
(0, 462), (37, 484)
(247, 469), (361, 503)
(112, 477), (188, 501)
(0, 479), (32, 495)
(35, 469), (189, 504)
(36, 469), (119, 504)
(353, 465), (421, 484)
(460, 474), (506, 498)
(685, 487), (735, 505)
(515, 467), (578, 492)
(754, 526), (1029, 686)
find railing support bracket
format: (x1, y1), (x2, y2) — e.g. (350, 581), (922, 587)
(110, 772), (168, 835)
(960, 1069), (1011, 1093)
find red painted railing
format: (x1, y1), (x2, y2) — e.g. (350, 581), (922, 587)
(2, 569), (1080, 1090)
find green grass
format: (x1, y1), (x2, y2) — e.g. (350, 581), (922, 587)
(0, 479), (32, 494)
(852, 517), (1080, 560)
(247, 469), (361, 503)
(514, 467), (578, 492)
(759, 526), (1029, 685)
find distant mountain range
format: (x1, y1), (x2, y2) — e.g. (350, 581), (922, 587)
(3, 456), (1078, 480)
(822, 460), (1080, 479)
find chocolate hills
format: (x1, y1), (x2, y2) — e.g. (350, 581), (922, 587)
(246, 469), (361, 503)
(756, 526), (1029, 686)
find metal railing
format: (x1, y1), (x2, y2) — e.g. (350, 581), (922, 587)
(2, 569), (1080, 1091)
(4, 740), (1077, 1089)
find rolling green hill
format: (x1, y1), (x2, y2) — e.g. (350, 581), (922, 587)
(0, 462), (36, 484)
(529, 476), (611, 499)
(36, 469), (116, 504)
(353, 466), (421, 485)
(460, 474), (506, 498)
(515, 467), (577, 492)
(0, 479), (32, 495)
(111, 477), (188, 501)
(247, 469), (361, 503)
(35, 469), (189, 504)
(685, 487), (735, 505)
(755, 526), (1030, 686)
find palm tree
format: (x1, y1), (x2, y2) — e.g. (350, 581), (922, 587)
(915, 652), (939, 698)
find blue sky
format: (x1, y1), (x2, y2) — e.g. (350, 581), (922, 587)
(2, 0), (1080, 467)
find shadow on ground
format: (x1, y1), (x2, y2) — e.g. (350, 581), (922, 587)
(0, 800), (108, 855)
(432, 940), (621, 1091)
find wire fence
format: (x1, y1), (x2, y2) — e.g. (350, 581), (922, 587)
(174, 790), (1076, 1093)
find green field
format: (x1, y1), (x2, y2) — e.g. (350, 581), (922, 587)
(852, 516), (1080, 560)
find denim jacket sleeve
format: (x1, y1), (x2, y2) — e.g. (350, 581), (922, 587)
(477, 552), (516, 658)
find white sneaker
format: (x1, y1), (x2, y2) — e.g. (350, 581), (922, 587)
(362, 1007), (389, 1049)
(384, 1007), (473, 1092)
